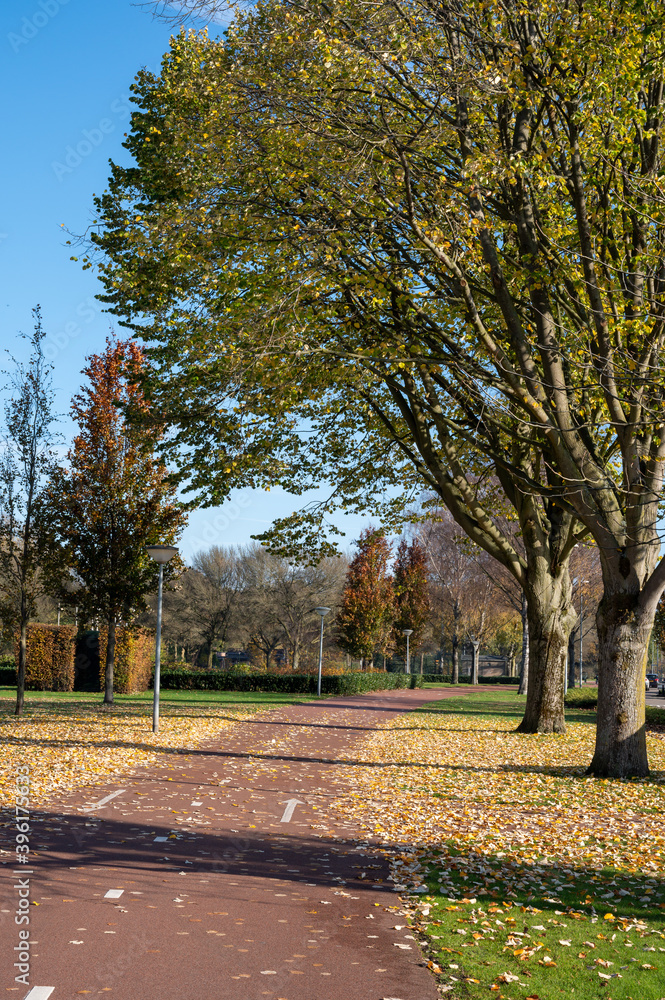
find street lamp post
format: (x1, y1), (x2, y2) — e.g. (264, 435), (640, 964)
(314, 607), (331, 697)
(402, 629), (413, 675)
(146, 544), (179, 733)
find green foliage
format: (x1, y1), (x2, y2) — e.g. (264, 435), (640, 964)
(565, 687), (599, 709)
(85, 0), (665, 767)
(653, 594), (665, 653)
(564, 686), (665, 727)
(0, 659), (16, 685)
(419, 852), (665, 1000)
(159, 669), (420, 694)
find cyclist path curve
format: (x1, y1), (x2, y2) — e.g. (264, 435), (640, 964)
(2, 684), (482, 1000)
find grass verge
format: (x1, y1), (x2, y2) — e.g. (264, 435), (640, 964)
(333, 689), (665, 999)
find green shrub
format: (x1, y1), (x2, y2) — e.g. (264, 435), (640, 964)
(564, 687), (598, 709)
(0, 655), (16, 685)
(563, 686), (665, 726)
(158, 670), (421, 694)
(647, 704), (665, 725)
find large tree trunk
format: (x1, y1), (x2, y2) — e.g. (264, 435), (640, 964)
(104, 616), (116, 705)
(207, 643), (214, 670)
(588, 593), (652, 778)
(518, 592), (529, 695)
(516, 573), (574, 734)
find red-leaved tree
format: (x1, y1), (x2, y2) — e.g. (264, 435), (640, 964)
(336, 528), (395, 670)
(392, 538), (431, 665)
(44, 337), (187, 704)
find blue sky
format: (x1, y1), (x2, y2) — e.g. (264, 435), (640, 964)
(0, 0), (371, 561)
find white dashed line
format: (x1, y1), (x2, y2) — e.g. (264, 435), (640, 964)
(104, 889), (124, 899)
(153, 836), (168, 842)
(23, 989), (55, 1000)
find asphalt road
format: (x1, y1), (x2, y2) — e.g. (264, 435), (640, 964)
(1, 686), (461, 1000)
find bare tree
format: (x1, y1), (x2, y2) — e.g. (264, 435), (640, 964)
(188, 546), (244, 667)
(418, 510), (506, 683)
(0, 309), (60, 716)
(237, 545), (346, 669)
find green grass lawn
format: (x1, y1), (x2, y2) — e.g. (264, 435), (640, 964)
(421, 684), (665, 728)
(0, 685), (321, 714)
(420, 686), (595, 727)
(414, 856), (665, 999)
(394, 688), (665, 998)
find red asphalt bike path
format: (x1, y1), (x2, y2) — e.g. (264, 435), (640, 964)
(1, 685), (470, 1000)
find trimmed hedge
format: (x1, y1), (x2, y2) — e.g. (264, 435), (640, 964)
(564, 687), (598, 709)
(420, 673), (520, 685)
(0, 656), (16, 685)
(98, 627), (154, 694)
(564, 686), (665, 726)
(158, 670), (421, 694)
(647, 705), (665, 725)
(14, 624), (76, 691)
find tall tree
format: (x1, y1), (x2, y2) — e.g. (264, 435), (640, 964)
(87, 3), (665, 774)
(189, 546), (244, 668)
(237, 545), (286, 669)
(44, 337), (187, 704)
(337, 528), (395, 669)
(0, 308), (59, 716)
(164, 559), (240, 670)
(267, 554), (346, 669)
(86, 17), (580, 738)
(420, 511), (510, 683)
(392, 537), (430, 662)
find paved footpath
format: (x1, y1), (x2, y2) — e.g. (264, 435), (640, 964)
(1, 686), (463, 1000)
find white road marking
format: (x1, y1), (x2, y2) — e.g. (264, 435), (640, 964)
(153, 836), (168, 842)
(279, 798), (305, 823)
(190, 800), (203, 806)
(23, 990), (55, 1000)
(104, 889), (124, 899)
(80, 789), (125, 812)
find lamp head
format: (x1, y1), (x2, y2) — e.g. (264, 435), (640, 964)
(314, 606), (332, 617)
(146, 544), (179, 565)
(402, 629), (413, 637)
